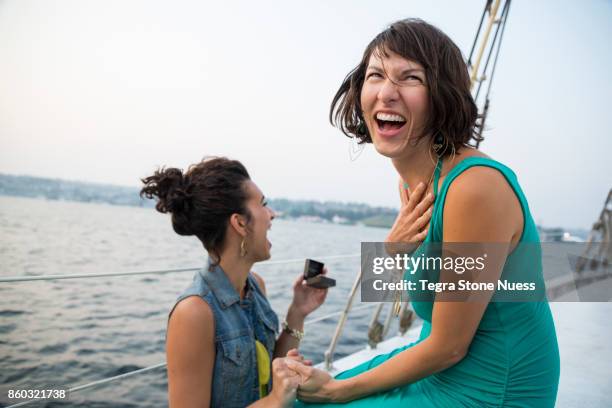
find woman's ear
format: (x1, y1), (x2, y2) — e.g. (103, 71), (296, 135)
(229, 213), (248, 237)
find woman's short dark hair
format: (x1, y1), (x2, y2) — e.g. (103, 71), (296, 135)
(330, 18), (481, 156)
(140, 157), (251, 262)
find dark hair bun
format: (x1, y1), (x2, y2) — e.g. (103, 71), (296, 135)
(140, 167), (195, 235)
(140, 167), (193, 213)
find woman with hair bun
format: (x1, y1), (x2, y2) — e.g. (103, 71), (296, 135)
(141, 157), (328, 408)
(287, 18), (560, 407)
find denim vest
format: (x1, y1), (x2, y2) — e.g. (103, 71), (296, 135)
(170, 261), (279, 407)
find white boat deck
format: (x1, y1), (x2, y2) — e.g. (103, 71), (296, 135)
(319, 279), (612, 407)
(319, 322), (423, 377)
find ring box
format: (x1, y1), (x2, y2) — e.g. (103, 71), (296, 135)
(304, 259), (336, 289)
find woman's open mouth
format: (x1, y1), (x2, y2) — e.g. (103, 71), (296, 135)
(375, 112), (407, 138)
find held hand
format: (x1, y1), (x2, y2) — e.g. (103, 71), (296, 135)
(290, 268), (329, 318)
(386, 181), (434, 255)
(286, 348), (313, 366)
(285, 359), (341, 403)
(268, 358), (302, 407)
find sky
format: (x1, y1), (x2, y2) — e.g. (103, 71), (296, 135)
(0, 0), (610, 229)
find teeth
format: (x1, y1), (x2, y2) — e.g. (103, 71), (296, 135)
(376, 112), (406, 122)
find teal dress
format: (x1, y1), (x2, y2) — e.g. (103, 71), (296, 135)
(295, 157), (560, 407)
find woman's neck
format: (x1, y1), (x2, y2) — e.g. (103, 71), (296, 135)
(392, 145), (440, 193)
(218, 253), (253, 299)
(393, 146), (480, 194)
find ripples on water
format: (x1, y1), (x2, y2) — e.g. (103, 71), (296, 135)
(0, 196), (388, 407)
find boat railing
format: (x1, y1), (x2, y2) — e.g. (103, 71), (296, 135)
(574, 189), (612, 272)
(0, 254), (361, 283)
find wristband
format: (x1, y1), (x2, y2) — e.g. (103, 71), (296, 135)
(281, 320), (304, 341)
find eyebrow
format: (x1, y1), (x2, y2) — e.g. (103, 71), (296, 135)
(366, 65), (425, 75)
(260, 195), (266, 203)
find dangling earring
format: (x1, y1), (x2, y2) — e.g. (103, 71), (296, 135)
(432, 133), (445, 156)
(240, 238), (247, 257)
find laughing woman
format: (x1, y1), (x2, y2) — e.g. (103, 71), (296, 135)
(141, 157), (328, 408)
(288, 19), (560, 407)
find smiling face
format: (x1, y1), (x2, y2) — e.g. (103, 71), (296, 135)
(360, 50), (430, 159)
(241, 180), (275, 262)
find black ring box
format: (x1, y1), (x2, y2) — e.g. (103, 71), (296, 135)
(303, 259), (336, 289)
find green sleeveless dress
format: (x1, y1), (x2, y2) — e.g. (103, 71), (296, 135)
(295, 157), (560, 407)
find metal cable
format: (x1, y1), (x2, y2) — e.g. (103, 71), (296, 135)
(5, 363), (167, 408)
(475, 0), (511, 101)
(485, 0), (512, 100)
(468, 0), (492, 66)
(0, 253), (360, 283)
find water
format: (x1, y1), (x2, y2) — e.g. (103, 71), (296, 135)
(0, 196), (387, 407)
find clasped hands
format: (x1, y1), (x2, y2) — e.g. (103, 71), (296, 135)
(269, 348), (343, 406)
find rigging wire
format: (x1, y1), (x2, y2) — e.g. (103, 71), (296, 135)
(475, 0), (511, 101)
(467, 0), (492, 67)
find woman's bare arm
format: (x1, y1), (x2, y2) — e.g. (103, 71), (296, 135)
(167, 296), (215, 408)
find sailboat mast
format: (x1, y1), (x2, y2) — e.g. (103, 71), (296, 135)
(469, 0), (502, 89)
(467, 0), (512, 148)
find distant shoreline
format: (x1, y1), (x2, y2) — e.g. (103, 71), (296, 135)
(0, 173), (398, 228)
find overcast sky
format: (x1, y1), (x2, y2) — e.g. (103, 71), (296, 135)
(0, 0), (610, 229)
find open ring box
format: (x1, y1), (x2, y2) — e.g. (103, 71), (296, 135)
(304, 259), (336, 289)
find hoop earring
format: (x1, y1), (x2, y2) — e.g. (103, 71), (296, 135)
(240, 239), (247, 257)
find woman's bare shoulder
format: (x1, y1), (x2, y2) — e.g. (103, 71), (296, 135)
(443, 161), (521, 241)
(169, 296), (214, 332)
(447, 163), (514, 208)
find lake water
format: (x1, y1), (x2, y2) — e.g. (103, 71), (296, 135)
(0, 196), (389, 407)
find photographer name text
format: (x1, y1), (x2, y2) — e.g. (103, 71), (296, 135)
(372, 279), (536, 292)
